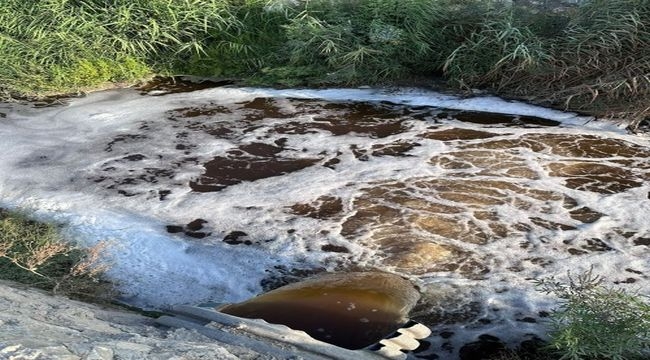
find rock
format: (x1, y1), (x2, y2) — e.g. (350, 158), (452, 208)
(458, 334), (507, 360)
(0, 281), (273, 359)
(86, 346), (114, 360)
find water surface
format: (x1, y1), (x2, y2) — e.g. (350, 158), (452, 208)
(0, 85), (647, 357)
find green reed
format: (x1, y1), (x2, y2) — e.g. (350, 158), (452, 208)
(1, 0), (648, 127)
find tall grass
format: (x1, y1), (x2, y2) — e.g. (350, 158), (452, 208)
(0, 0), (244, 95)
(442, 0), (650, 127)
(273, 0), (447, 84)
(0, 0), (490, 92)
(180, 0), (296, 79)
(1, 0), (648, 126)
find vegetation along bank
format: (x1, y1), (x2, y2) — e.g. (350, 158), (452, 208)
(1, 0), (649, 129)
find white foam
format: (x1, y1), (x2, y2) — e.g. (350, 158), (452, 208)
(199, 86), (599, 124)
(0, 86), (648, 356)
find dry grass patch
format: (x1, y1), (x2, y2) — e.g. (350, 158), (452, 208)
(0, 208), (115, 301)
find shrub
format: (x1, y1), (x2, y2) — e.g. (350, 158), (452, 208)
(536, 268), (650, 360)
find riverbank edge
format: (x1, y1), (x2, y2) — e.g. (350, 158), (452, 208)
(6, 74), (645, 134)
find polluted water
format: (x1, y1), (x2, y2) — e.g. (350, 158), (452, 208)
(219, 271), (421, 350)
(0, 82), (648, 358)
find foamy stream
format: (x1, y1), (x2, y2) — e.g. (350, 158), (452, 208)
(0, 83), (648, 357)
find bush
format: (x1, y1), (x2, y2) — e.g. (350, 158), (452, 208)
(536, 269), (650, 360)
(0, 208), (113, 300)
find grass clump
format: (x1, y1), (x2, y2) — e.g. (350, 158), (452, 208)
(0, 208), (113, 301)
(535, 268), (650, 360)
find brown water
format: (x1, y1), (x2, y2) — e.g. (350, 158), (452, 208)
(137, 76), (234, 96)
(163, 98), (575, 194)
(178, 99), (421, 191)
(152, 95), (647, 355)
(90, 95), (649, 287)
(219, 272), (420, 349)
